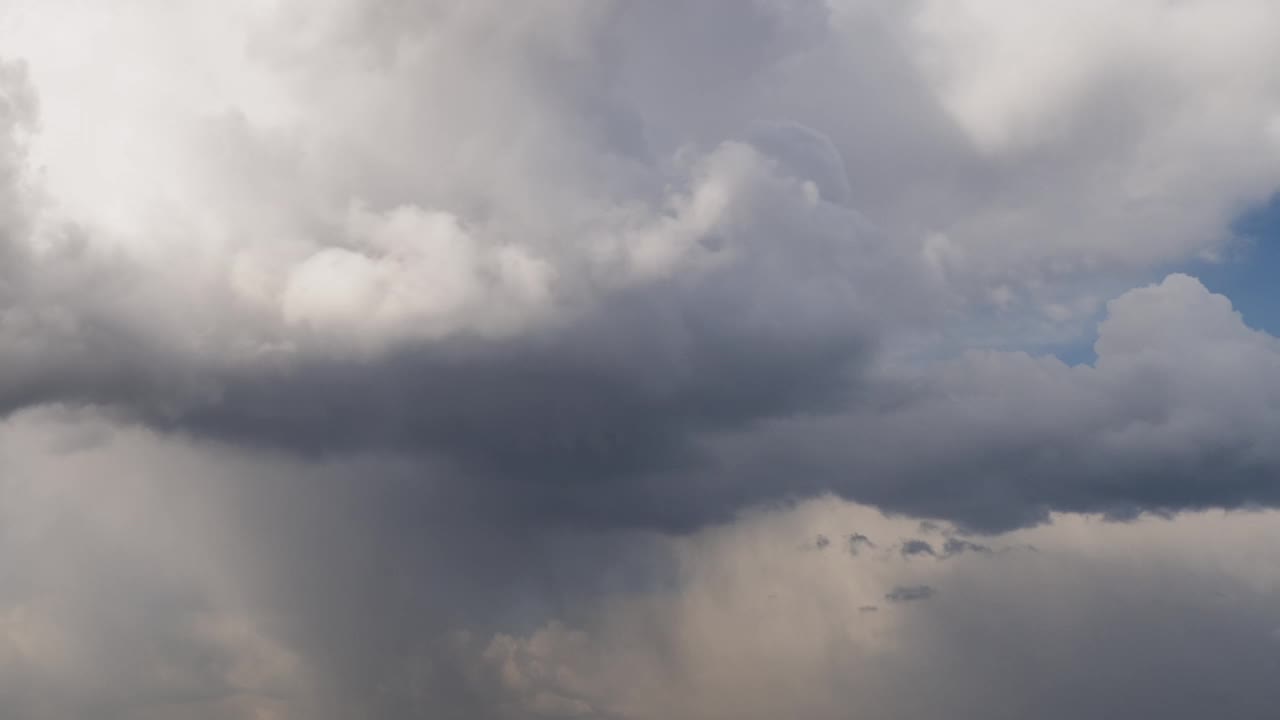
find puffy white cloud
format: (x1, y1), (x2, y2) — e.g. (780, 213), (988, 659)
(280, 205), (555, 350)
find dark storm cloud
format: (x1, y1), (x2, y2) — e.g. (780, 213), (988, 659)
(0, 4), (1278, 546)
(1, 0), (1280, 539)
(697, 275), (1280, 532)
(162, 277), (875, 531)
(0, 44), (898, 533)
(0, 209), (882, 531)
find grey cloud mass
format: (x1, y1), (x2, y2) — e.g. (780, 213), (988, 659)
(1, 0), (1280, 717)
(0, 2), (1279, 532)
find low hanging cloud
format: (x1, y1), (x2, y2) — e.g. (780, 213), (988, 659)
(4, 420), (1276, 720)
(702, 273), (1280, 530)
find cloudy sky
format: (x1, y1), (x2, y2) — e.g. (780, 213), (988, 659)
(1, 1), (1279, 717)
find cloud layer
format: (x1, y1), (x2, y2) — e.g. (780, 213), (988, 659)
(3, 420), (1277, 719)
(467, 498), (1280, 720)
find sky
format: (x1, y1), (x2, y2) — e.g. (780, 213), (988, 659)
(0, 1), (1279, 718)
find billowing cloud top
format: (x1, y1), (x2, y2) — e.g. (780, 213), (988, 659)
(1, 1), (1280, 718)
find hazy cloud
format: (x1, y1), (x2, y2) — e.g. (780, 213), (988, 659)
(886, 585), (937, 603)
(900, 540), (937, 558)
(942, 538), (993, 557)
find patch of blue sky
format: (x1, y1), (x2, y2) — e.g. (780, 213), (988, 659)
(1187, 192), (1280, 338)
(898, 194), (1280, 369)
(1045, 192), (1280, 367)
